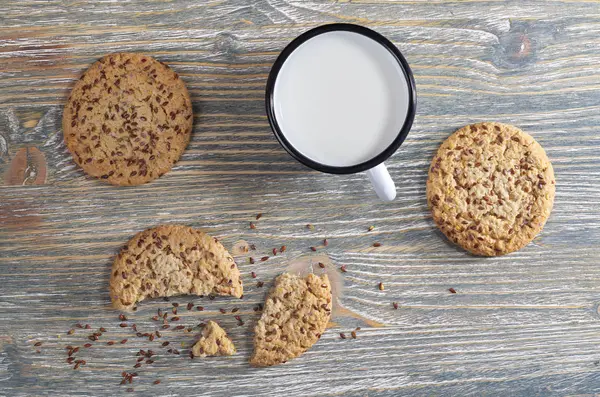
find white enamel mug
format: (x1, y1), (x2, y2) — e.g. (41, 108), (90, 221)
(266, 24), (416, 201)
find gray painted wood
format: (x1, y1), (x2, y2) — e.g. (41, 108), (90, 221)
(1, 0), (600, 395)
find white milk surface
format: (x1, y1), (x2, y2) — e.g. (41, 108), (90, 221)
(273, 30), (410, 168)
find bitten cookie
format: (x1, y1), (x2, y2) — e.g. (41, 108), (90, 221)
(63, 52), (193, 186)
(427, 122), (555, 256)
(192, 321), (236, 358)
(110, 225), (243, 311)
(250, 273), (331, 367)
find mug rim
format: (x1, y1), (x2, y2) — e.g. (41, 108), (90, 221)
(265, 23), (417, 175)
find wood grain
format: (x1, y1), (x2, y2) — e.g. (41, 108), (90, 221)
(1, 0), (600, 395)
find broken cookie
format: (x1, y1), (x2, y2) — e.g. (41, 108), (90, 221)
(192, 321), (236, 357)
(250, 272), (332, 367)
(110, 225), (243, 311)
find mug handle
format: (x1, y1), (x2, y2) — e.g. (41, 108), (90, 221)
(366, 163), (396, 201)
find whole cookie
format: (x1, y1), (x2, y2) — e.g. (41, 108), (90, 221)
(427, 122), (555, 256)
(110, 225), (243, 311)
(63, 53), (193, 185)
(250, 273), (331, 367)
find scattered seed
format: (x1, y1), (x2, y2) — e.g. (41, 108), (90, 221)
(339, 333), (346, 339)
(131, 324), (137, 332)
(119, 323), (127, 328)
(257, 281), (264, 288)
(249, 257), (255, 264)
(256, 213), (262, 220)
(232, 308), (239, 313)
(378, 282), (384, 291)
(310, 246), (317, 252)
(99, 327), (107, 333)
(172, 317), (180, 322)
(162, 342), (170, 347)
(393, 302), (399, 310)
(34, 341), (42, 347)
(340, 265), (347, 273)
(280, 245), (286, 253)
(75, 323), (83, 329)
(219, 308), (226, 314)
(251, 271), (257, 278)
(448, 288), (457, 294)
(197, 306), (204, 311)
(351, 331), (357, 339)
(272, 248), (277, 256)
(187, 302), (194, 311)
(134, 363), (142, 368)
(121, 339), (128, 344)
(84, 343), (92, 348)
(306, 224), (314, 230)
(162, 325), (170, 329)
(373, 242), (382, 247)
(172, 307), (177, 315)
(84, 324), (91, 329)
(323, 239), (329, 246)
(153, 380), (161, 385)
(172, 303), (179, 308)
(261, 256), (269, 262)
(249, 222), (256, 229)
(119, 314), (128, 321)
(126, 388), (134, 392)
(250, 244), (256, 250)
(107, 341), (115, 345)
(318, 262), (325, 268)
(355, 327), (361, 331)
(67, 329), (75, 335)
(368, 226), (374, 232)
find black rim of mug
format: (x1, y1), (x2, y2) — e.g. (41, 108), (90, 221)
(265, 23), (417, 175)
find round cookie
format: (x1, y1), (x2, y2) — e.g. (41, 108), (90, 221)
(110, 225), (243, 311)
(427, 122), (555, 256)
(63, 53), (193, 186)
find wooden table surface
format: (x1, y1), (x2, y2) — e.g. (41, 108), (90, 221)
(1, 1), (600, 396)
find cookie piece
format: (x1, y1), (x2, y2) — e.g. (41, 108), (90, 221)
(110, 225), (243, 311)
(250, 273), (331, 367)
(427, 122), (555, 256)
(63, 52), (193, 186)
(192, 321), (236, 358)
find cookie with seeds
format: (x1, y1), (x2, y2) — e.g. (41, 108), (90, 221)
(250, 273), (331, 367)
(63, 52), (193, 186)
(192, 321), (236, 358)
(427, 122), (555, 256)
(110, 225), (243, 311)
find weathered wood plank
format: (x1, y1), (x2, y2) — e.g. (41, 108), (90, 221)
(1, 0), (600, 395)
